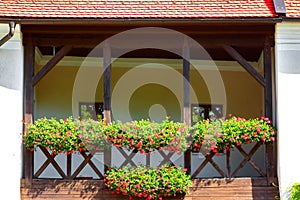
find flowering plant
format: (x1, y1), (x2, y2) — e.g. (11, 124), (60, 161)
(192, 115), (276, 153)
(23, 117), (190, 155)
(105, 118), (190, 154)
(105, 165), (192, 200)
(23, 117), (84, 155)
(23, 115), (276, 156)
(76, 118), (109, 152)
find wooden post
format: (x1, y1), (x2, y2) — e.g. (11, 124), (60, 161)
(183, 39), (191, 174)
(226, 150), (231, 178)
(67, 154), (72, 179)
(23, 37), (35, 186)
(264, 36), (274, 184)
(103, 42), (112, 172)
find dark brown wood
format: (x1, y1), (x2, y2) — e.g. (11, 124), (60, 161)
(32, 45), (72, 86)
(24, 38), (35, 186)
(146, 153), (150, 166)
(264, 36), (275, 184)
(183, 40), (191, 124)
(21, 177), (279, 200)
(21, 23), (275, 35)
(71, 152), (93, 179)
(264, 37), (273, 122)
(183, 112), (192, 174)
(158, 151), (175, 167)
(183, 39), (192, 174)
(231, 143), (266, 177)
(226, 150), (231, 178)
(104, 147), (111, 173)
(118, 148), (138, 168)
(24, 34), (267, 49)
(209, 158), (227, 177)
(103, 42), (111, 123)
(192, 152), (215, 178)
(34, 147), (67, 179)
(71, 151), (103, 179)
(223, 45), (266, 86)
(67, 154), (72, 179)
(266, 143), (274, 184)
(103, 43), (112, 173)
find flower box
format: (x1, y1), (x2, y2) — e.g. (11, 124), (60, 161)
(105, 165), (192, 200)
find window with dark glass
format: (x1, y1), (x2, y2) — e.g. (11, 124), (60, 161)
(192, 104), (223, 124)
(79, 102), (104, 120)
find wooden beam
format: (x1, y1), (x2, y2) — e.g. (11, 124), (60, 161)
(264, 38), (273, 121)
(183, 39), (191, 174)
(183, 40), (191, 125)
(103, 42), (112, 123)
(32, 45), (72, 86)
(24, 34), (267, 48)
(23, 37), (35, 186)
(67, 154), (72, 179)
(223, 45), (266, 86)
(21, 24), (275, 35)
(103, 42), (112, 173)
(264, 37), (275, 184)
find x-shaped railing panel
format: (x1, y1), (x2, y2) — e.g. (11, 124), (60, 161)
(34, 147), (104, 179)
(116, 148), (177, 168)
(192, 142), (265, 179)
(231, 142), (265, 177)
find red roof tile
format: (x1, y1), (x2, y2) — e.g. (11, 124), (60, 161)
(0, 0), (277, 19)
(285, 0), (300, 18)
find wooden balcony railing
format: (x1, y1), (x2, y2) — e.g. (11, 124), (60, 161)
(31, 141), (274, 181)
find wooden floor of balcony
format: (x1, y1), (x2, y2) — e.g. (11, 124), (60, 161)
(21, 177), (279, 200)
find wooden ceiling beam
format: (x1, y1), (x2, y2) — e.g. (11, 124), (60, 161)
(223, 45), (266, 86)
(21, 24), (275, 35)
(32, 45), (72, 86)
(24, 35), (267, 48)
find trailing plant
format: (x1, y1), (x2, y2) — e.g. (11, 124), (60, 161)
(104, 165), (192, 200)
(105, 117), (190, 154)
(76, 118), (109, 152)
(192, 115), (276, 153)
(23, 115), (276, 155)
(23, 117), (84, 155)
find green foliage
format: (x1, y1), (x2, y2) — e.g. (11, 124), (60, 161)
(23, 115), (276, 155)
(105, 117), (190, 154)
(191, 115), (276, 153)
(105, 165), (192, 200)
(76, 119), (109, 152)
(23, 117), (83, 155)
(289, 183), (300, 200)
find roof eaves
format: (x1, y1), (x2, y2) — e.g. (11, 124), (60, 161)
(0, 17), (283, 25)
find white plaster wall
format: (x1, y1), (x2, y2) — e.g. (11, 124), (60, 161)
(276, 22), (300, 199)
(0, 23), (23, 200)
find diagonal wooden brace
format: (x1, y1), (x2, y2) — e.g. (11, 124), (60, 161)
(71, 151), (103, 179)
(158, 151), (175, 167)
(118, 148), (138, 168)
(34, 147), (66, 178)
(231, 142), (266, 177)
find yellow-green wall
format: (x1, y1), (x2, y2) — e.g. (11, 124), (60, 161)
(34, 64), (263, 121)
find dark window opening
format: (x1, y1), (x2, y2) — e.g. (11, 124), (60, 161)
(79, 102), (104, 121)
(192, 104), (223, 124)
